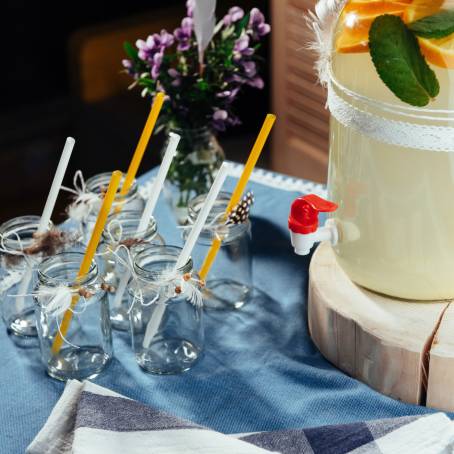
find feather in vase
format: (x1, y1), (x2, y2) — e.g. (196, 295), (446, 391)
(305, 0), (346, 86)
(193, 0), (217, 67)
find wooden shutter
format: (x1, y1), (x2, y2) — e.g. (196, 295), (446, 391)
(271, 0), (329, 183)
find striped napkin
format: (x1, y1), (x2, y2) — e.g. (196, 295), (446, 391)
(27, 380), (454, 454)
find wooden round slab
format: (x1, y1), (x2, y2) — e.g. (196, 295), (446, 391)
(308, 242), (454, 411)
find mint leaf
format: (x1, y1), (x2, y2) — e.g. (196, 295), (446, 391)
(409, 10), (454, 39)
(369, 15), (440, 107)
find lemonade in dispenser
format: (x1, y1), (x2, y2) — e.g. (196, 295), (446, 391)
(289, 0), (454, 300)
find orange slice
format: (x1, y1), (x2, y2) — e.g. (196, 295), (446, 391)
(419, 34), (454, 68)
(336, 1), (408, 53)
(404, 0), (444, 22)
(343, 1), (411, 15)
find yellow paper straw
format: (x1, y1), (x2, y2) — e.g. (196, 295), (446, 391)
(199, 114), (276, 280)
(120, 92), (165, 196)
(51, 170), (123, 355)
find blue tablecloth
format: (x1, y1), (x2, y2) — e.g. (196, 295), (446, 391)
(0, 167), (435, 453)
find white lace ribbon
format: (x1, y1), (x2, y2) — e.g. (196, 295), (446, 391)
(328, 79), (454, 152)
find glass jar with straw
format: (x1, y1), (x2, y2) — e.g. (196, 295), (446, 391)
(101, 131), (180, 331)
(0, 136), (75, 339)
(101, 210), (164, 331)
(0, 216), (52, 338)
(185, 192), (252, 310)
(129, 162), (229, 374)
(35, 252), (112, 380)
(82, 173), (145, 241)
(129, 245), (203, 374)
(38, 170), (122, 380)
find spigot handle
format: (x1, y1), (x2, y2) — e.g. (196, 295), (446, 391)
(289, 194), (338, 235)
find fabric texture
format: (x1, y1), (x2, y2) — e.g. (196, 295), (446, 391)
(0, 166), (442, 453)
(27, 381), (454, 454)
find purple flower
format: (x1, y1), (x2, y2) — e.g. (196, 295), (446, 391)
(136, 30), (174, 80)
(174, 17), (193, 52)
(248, 76), (264, 89)
(223, 7), (245, 26)
(213, 109), (228, 121)
(249, 8), (271, 40)
(216, 87), (240, 102)
(212, 109), (229, 131)
(168, 68), (180, 78)
(168, 68), (182, 87)
(122, 59), (132, 69)
(186, 0), (195, 17)
(137, 30), (174, 64)
(242, 61), (257, 77)
(233, 34), (254, 61)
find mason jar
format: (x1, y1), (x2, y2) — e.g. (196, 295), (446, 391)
(35, 252), (112, 381)
(0, 215), (52, 337)
(129, 245), (203, 374)
(83, 172), (145, 242)
(185, 192), (252, 310)
(328, 2), (454, 300)
(101, 210), (164, 331)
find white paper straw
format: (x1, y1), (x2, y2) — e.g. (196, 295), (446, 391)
(111, 133), (181, 310)
(176, 161), (230, 269)
(16, 137), (75, 313)
(142, 162), (230, 348)
(138, 132), (180, 233)
(38, 137), (75, 233)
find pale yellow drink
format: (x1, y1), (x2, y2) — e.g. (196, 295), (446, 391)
(328, 1), (454, 299)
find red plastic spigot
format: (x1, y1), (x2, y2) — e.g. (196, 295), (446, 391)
(289, 194), (338, 235)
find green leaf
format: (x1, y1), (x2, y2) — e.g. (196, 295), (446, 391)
(369, 15), (440, 107)
(235, 12), (250, 35)
(409, 10), (454, 39)
(123, 41), (138, 61)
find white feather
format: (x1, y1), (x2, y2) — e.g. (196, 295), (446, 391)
(305, 0), (347, 86)
(38, 286), (73, 317)
(193, 0), (217, 66)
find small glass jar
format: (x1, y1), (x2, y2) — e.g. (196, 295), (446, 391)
(129, 245), (203, 375)
(0, 215), (52, 337)
(101, 210), (165, 331)
(185, 192), (252, 310)
(83, 172), (145, 242)
(35, 252), (112, 381)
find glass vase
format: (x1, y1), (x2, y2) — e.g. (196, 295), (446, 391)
(162, 126), (225, 224)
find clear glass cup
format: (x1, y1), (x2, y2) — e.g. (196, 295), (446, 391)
(35, 252), (112, 381)
(129, 245), (204, 375)
(83, 172), (145, 242)
(0, 215), (52, 338)
(101, 210), (165, 331)
(185, 192), (252, 310)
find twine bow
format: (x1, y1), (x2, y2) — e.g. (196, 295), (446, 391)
(9, 284), (96, 349)
(108, 244), (204, 311)
(62, 171), (102, 223)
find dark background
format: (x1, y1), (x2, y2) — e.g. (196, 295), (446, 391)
(0, 0), (270, 223)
